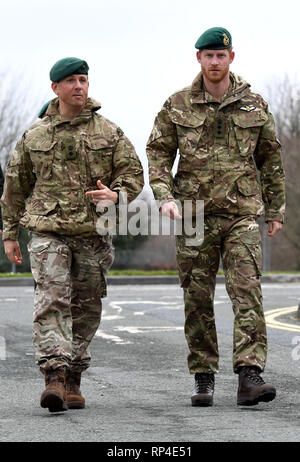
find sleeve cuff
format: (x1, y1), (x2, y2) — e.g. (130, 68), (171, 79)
(265, 212), (284, 224)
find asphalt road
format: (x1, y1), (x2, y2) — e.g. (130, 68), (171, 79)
(0, 282), (299, 443)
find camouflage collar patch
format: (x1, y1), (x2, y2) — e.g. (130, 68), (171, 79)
(240, 105), (256, 112)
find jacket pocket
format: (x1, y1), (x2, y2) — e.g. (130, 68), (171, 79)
(173, 174), (199, 200)
(85, 136), (115, 184)
(236, 176), (263, 216)
(169, 110), (206, 155)
(26, 139), (57, 179)
(236, 176), (260, 196)
(231, 110), (268, 157)
(27, 200), (58, 216)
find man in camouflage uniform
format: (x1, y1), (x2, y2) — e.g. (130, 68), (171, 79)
(1, 57), (144, 412)
(147, 28), (285, 407)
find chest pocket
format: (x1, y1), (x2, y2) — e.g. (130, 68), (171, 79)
(231, 110), (268, 157)
(85, 136), (116, 184)
(169, 110), (206, 155)
(25, 138), (57, 180)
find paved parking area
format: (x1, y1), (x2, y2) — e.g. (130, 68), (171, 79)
(0, 283), (299, 442)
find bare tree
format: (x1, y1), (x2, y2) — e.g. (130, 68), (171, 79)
(266, 75), (300, 269)
(267, 74), (300, 140)
(0, 72), (48, 169)
(0, 72), (49, 273)
(282, 137), (300, 251)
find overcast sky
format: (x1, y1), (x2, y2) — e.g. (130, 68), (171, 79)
(1, 0), (299, 184)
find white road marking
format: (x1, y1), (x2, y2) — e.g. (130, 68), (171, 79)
(101, 302), (125, 321)
(95, 329), (133, 344)
(102, 315), (125, 321)
(99, 299), (224, 343)
(115, 326), (183, 334)
(160, 296), (183, 299)
(265, 306), (300, 332)
(110, 300), (181, 306)
(262, 284), (300, 289)
(104, 300), (185, 317)
(0, 298), (18, 302)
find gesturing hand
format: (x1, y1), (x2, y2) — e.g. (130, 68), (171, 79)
(160, 201), (182, 220)
(86, 180), (118, 205)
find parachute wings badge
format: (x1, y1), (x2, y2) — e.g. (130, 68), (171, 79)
(240, 105), (256, 112)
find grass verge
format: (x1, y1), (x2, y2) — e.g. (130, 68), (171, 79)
(0, 270), (299, 278)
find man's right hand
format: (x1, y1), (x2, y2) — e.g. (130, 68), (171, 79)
(4, 240), (23, 264)
(160, 201), (182, 220)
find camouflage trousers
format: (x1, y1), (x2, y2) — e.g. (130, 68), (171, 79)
(28, 232), (114, 374)
(176, 215), (267, 375)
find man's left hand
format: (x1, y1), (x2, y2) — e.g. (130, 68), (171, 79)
(85, 180), (118, 205)
(267, 220), (282, 237)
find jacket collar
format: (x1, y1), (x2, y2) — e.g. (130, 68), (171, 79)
(190, 71), (250, 109)
(46, 97), (101, 126)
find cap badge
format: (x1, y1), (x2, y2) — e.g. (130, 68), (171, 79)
(223, 33), (230, 46)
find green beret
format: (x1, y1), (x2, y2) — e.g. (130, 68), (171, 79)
(195, 27), (232, 50)
(50, 57), (89, 82)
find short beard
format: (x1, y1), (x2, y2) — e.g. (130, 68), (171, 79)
(202, 66), (229, 84)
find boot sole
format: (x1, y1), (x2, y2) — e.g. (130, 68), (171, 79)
(237, 389), (276, 406)
(41, 391), (68, 413)
(191, 397), (213, 407)
(67, 401), (85, 409)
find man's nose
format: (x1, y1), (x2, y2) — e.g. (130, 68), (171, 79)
(211, 55), (219, 65)
(74, 78), (84, 88)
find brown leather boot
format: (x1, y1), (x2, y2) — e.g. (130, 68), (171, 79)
(40, 368), (68, 412)
(191, 373), (214, 406)
(66, 372), (85, 409)
(237, 366), (276, 406)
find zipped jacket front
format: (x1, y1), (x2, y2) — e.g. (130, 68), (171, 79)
(147, 72), (285, 222)
(1, 98), (144, 240)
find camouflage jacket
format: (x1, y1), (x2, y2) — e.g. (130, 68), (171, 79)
(1, 98), (144, 240)
(146, 72), (285, 222)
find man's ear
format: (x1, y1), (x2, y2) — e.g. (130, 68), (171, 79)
(51, 82), (59, 96)
(196, 50), (201, 64)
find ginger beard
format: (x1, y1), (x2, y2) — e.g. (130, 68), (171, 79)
(197, 49), (234, 84)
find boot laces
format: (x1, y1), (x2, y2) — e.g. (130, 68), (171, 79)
(242, 367), (265, 385)
(195, 373), (214, 392)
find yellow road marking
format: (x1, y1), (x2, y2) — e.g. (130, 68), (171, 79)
(265, 306), (300, 332)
